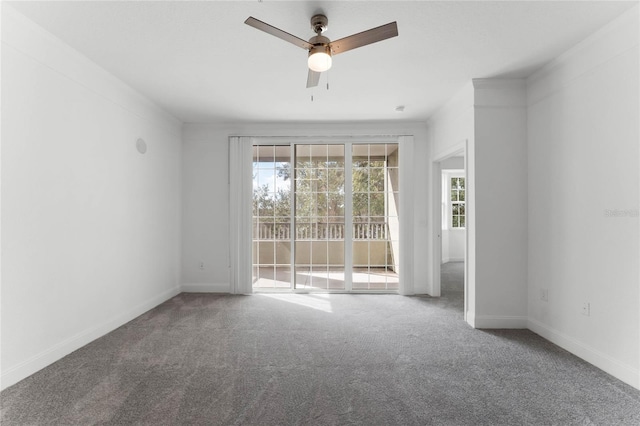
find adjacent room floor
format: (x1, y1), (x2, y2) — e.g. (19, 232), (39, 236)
(2, 262), (639, 425)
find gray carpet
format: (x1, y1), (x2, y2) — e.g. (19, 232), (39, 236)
(2, 262), (640, 425)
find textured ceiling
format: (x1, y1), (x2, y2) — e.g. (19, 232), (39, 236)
(7, 1), (638, 123)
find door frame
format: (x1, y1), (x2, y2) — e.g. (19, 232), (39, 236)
(432, 140), (468, 319)
(236, 135), (414, 295)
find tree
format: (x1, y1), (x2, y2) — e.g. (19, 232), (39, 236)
(253, 186), (290, 217)
(254, 157), (386, 225)
(352, 161), (385, 221)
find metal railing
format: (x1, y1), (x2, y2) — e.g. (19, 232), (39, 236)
(253, 222), (389, 240)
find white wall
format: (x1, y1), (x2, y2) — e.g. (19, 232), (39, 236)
(180, 125), (231, 292)
(429, 83), (475, 161)
(441, 230), (465, 263)
(440, 156), (464, 170)
(428, 79), (529, 328)
(181, 122), (430, 294)
(473, 79), (529, 328)
(527, 7), (639, 389)
(1, 6), (183, 390)
(427, 83), (474, 302)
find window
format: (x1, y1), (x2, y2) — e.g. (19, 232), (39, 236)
(450, 177), (465, 228)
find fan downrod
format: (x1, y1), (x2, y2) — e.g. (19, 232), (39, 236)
(310, 14), (328, 34)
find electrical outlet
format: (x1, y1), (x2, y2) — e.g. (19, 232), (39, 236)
(540, 288), (548, 302)
(581, 302), (590, 316)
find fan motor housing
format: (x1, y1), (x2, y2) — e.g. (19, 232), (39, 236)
(308, 35), (330, 47)
(308, 44), (331, 57)
(308, 35), (331, 55)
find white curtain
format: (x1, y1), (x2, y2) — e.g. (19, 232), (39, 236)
(228, 136), (254, 294)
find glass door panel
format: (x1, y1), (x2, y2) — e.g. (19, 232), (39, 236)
(252, 145), (292, 289)
(352, 144), (400, 290)
(294, 144), (345, 290)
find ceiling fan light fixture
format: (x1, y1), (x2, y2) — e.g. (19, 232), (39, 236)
(308, 45), (332, 72)
(244, 15), (398, 87)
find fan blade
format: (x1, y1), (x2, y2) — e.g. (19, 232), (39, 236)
(330, 22), (398, 55)
(245, 17), (313, 50)
(306, 69), (321, 88)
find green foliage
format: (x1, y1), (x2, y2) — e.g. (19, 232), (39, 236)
(254, 157), (387, 223)
(352, 165), (385, 220)
(253, 184), (290, 220)
(294, 166), (344, 221)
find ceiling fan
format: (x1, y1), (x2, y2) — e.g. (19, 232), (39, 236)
(244, 14), (398, 88)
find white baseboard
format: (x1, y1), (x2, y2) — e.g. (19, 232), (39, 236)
(1, 286), (181, 391)
(528, 318), (639, 390)
(181, 282), (230, 293)
(474, 315), (528, 329)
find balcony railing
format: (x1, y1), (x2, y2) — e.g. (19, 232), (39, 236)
(253, 222), (389, 241)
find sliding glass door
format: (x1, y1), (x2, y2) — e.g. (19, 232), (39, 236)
(352, 144), (400, 290)
(252, 142), (399, 292)
(252, 145), (291, 289)
(294, 144), (346, 290)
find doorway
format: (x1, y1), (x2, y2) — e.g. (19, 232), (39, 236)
(440, 161), (465, 306)
(432, 149), (467, 316)
(252, 142), (400, 292)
